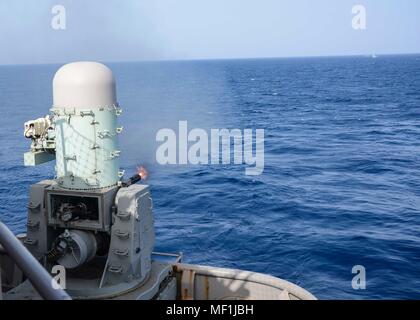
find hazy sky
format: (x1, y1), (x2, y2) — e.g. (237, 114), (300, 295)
(0, 0), (419, 65)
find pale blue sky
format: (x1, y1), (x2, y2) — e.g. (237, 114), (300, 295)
(0, 0), (419, 65)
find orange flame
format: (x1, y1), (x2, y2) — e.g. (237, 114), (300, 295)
(137, 166), (148, 180)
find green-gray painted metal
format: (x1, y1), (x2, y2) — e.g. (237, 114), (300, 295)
(24, 151), (55, 166)
(52, 106), (122, 190)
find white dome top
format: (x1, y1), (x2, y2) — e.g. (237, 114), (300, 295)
(53, 61), (117, 109)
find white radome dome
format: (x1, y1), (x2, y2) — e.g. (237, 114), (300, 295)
(53, 61), (117, 109)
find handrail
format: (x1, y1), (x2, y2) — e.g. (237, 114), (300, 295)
(0, 221), (71, 300)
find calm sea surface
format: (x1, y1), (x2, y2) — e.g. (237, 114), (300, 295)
(0, 55), (419, 299)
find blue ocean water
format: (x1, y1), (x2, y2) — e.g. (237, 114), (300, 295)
(0, 55), (419, 299)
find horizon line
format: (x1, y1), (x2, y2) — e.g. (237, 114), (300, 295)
(1, 52), (419, 67)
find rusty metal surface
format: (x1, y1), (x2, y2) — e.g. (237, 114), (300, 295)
(172, 263), (316, 300)
(180, 268), (195, 300)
